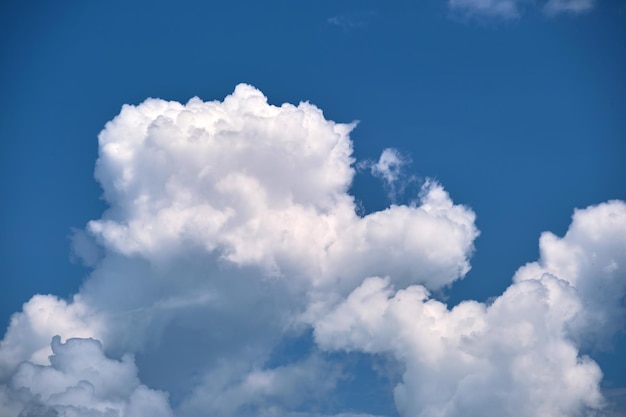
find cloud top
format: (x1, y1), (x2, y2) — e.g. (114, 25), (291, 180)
(88, 84), (477, 292)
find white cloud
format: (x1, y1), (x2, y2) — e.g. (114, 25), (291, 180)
(0, 84), (478, 416)
(0, 336), (173, 417)
(314, 276), (605, 416)
(0, 295), (103, 381)
(514, 200), (626, 345)
(85, 83), (476, 297)
(371, 149), (407, 184)
(0, 84), (623, 417)
(313, 200), (626, 417)
(362, 148), (414, 202)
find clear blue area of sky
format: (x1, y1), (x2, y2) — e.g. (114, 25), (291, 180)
(1, 0), (625, 413)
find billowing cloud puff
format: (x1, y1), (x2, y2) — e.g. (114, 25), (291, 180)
(0, 336), (173, 417)
(87, 84), (476, 292)
(0, 295), (103, 381)
(0, 84), (478, 416)
(514, 200), (626, 344)
(314, 201), (626, 416)
(314, 276), (604, 416)
(71, 85), (477, 381)
(0, 84), (623, 417)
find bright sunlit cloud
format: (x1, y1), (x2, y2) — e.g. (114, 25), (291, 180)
(0, 85), (623, 417)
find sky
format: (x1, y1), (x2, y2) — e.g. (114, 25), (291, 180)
(1, 1), (625, 416)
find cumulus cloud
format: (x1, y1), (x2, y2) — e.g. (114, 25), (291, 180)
(86, 83), (476, 296)
(0, 295), (103, 381)
(313, 200), (626, 417)
(314, 276), (605, 416)
(514, 200), (626, 345)
(0, 336), (173, 417)
(0, 84), (623, 417)
(0, 84), (478, 416)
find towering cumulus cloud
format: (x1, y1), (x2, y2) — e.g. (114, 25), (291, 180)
(0, 84), (624, 417)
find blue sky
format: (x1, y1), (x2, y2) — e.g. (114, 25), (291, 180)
(1, 1), (625, 416)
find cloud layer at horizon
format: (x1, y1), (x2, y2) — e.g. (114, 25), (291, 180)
(1, 85), (624, 417)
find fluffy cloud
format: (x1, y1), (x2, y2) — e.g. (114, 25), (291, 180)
(314, 276), (605, 416)
(514, 200), (626, 345)
(0, 84), (623, 417)
(87, 85), (476, 292)
(313, 200), (626, 416)
(0, 295), (103, 381)
(0, 336), (173, 417)
(0, 84), (478, 416)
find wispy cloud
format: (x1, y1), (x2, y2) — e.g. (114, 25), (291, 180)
(448, 0), (530, 19)
(447, 0), (595, 18)
(603, 387), (626, 417)
(543, 0), (595, 15)
(359, 148), (417, 203)
(327, 11), (375, 31)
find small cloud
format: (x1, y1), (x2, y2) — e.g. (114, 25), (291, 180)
(371, 148), (409, 186)
(447, 0), (530, 19)
(447, 0), (595, 19)
(543, 0), (595, 15)
(327, 16), (344, 26)
(360, 148), (416, 202)
(327, 11), (374, 31)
